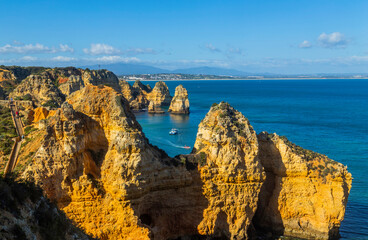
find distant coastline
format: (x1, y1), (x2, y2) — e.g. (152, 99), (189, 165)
(120, 73), (368, 81)
(124, 77), (368, 81)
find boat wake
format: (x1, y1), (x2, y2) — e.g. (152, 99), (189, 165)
(151, 137), (190, 149)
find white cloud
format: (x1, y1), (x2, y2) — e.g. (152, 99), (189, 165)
(52, 56), (76, 62)
(20, 56), (38, 61)
(0, 43), (74, 54)
(125, 48), (157, 55)
(204, 43), (221, 53)
(94, 55), (140, 63)
(317, 32), (349, 48)
(83, 43), (121, 55)
(59, 44), (74, 53)
(299, 40), (312, 48)
(0, 43), (50, 54)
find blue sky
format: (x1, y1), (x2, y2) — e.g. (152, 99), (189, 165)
(0, 0), (367, 74)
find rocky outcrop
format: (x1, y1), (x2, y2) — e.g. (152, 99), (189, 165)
(191, 102), (265, 239)
(168, 84), (190, 114)
(0, 66), (40, 84)
(58, 75), (85, 96)
(16, 94), (351, 240)
(0, 66), (46, 98)
(133, 80), (152, 94)
(29, 107), (56, 123)
(253, 132), (352, 239)
(119, 80), (152, 110)
(130, 80), (151, 110)
(82, 69), (120, 92)
(21, 85), (196, 239)
(147, 81), (172, 108)
(119, 80), (174, 112)
(10, 73), (65, 107)
(9, 67), (120, 108)
(119, 80), (135, 102)
(0, 177), (92, 240)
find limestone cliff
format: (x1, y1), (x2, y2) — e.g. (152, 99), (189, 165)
(253, 132), (352, 239)
(191, 102), (265, 239)
(19, 88), (267, 240)
(22, 86), (196, 239)
(168, 85), (190, 114)
(82, 69), (120, 92)
(119, 80), (172, 112)
(147, 81), (172, 108)
(9, 67), (120, 108)
(131, 80), (151, 110)
(0, 66), (46, 98)
(10, 73), (65, 107)
(133, 80), (152, 94)
(0, 66), (41, 84)
(119, 80), (135, 103)
(29, 107), (57, 123)
(0, 176), (92, 240)
(120, 80), (151, 110)
(15, 92), (351, 240)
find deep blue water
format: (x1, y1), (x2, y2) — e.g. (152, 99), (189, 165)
(134, 79), (368, 239)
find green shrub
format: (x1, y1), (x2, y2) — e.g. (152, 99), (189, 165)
(0, 106), (17, 155)
(24, 126), (36, 135)
(42, 100), (59, 109)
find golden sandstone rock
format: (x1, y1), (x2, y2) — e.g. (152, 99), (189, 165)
(146, 81), (172, 107)
(19, 88), (351, 240)
(168, 84), (190, 114)
(9, 67), (120, 107)
(30, 107), (56, 123)
(254, 132), (352, 239)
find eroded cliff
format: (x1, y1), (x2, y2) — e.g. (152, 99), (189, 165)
(9, 67), (120, 108)
(10, 87), (351, 240)
(253, 132), (352, 239)
(168, 85), (190, 114)
(0, 176), (92, 240)
(146, 81), (172, 108)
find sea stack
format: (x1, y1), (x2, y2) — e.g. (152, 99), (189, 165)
(130, 80), (151, 110)
(168, 85), (190, 114)
(147, 81), (172, 108)
(148, 100), (165, 114)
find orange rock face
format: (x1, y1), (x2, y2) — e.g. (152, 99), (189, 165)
(168, 85), (190, 114)
(19, 91), (352, 240)
(31, 107), (56, 123)
(253, 132), (352, 239)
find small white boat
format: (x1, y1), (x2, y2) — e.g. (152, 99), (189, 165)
(169, 128), (179, 135)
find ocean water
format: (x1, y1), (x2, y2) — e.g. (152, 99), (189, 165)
(134, 79), (368, 239)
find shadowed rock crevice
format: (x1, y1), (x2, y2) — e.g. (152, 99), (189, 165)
(251, 132), (285, 238)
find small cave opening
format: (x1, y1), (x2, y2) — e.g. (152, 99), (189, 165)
(139, 214), (153, 227)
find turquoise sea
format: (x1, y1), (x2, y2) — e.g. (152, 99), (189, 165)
(134, 79), (368, 239)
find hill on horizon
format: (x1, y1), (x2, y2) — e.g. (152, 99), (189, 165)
(81, 63), (250, 76)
